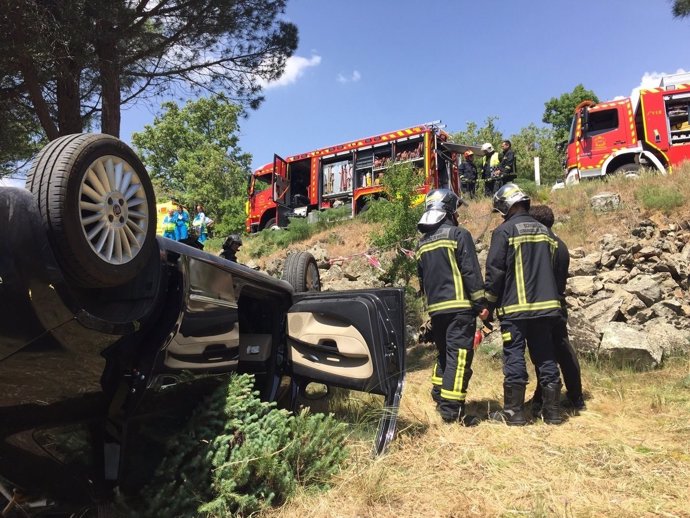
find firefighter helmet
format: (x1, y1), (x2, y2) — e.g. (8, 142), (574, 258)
(492, 183), (530, 217)
(463, 150), (474, 159)
(481, 143), (494, 153)
(418, 189), (462, 227)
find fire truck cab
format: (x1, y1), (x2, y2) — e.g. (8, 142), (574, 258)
(246, 123), (461, 232)
(565, 72), (690, 185)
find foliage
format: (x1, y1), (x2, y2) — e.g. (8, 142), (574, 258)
(0, 100), (45, 176)
(451, 116), (504, 148)
(362, 163), (425, 283)
(542, 84), (600, 144)
(132, 95), (251, 235)
(243, 206), (351, 259)
(137, 374), (348, 518)
(0, 0), (298, 138)
(635, 184), (685, 213)
(510, 124), (564, 185)
(672, 0), (690, 17)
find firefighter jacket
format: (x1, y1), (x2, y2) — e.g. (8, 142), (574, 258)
(482, 152), (500, 179)
(498, 149), (517, 180)
(459, 160), (478, 183)
(485, 210), (562, 320)
(417, 221), (486, 316)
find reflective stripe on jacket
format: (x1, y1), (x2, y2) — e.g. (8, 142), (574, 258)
(482, 152), (500, 179)
(485, 211), (561, 319)
(417, 222), (486, 316)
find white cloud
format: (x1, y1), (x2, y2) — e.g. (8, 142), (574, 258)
(639, 68), (689, 88)
(337, 70), (361, 84)
(260, 54), (321, 89)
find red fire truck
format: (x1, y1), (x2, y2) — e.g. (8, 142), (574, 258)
(246, 122), (468, 232)
(564, 72), (690, 184)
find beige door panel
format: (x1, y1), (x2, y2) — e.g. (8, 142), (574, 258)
(287, 312), (373, 379)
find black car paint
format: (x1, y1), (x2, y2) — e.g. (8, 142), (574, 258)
(0, 187), (405, 511)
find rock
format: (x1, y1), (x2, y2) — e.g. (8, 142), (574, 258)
(566, 313), (600, 356)
(645, 319), (690, 356)
(580, 297), (623, 334)
(570, 252), (600, 276)
(322, 264), (344, 282)
(590, 192), (621, 213)
(570, 247), (586, 259)
(598, 270), (628, 284)
(599, 322), (663, 370)
(636, 246), (658, 259)
(600, 251), (618, 268)
(308, 244), (329, 265)
(567, 276), (597, 297)
(264, 257), (284, 277)
(622, 275), (662, 306)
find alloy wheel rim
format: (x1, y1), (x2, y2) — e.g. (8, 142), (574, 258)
(78, 155), (148, 265)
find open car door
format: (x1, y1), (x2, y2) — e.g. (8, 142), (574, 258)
(272, 154), (290, 207)
(286, 288), (406, 455)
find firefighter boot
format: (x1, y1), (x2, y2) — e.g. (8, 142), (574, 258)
(541, 382), (562, 425)
(490, 384), (527, 426)
(530, 387), (543, 419)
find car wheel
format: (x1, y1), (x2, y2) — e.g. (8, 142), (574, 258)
(26, 133), (157, 288)
(282, 251), (320, 292)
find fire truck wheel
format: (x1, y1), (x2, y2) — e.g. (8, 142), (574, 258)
(611, 164), (640, 177)
(282, 251), (321, 292)
(26, 133), (157, 288)
(263, 217), (278, 230)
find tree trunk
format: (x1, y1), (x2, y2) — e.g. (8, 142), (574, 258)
(96, 20), (121, 138)
(56, 59), (84, 135)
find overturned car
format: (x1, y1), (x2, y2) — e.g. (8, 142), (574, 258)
(0, 134), (405, 515)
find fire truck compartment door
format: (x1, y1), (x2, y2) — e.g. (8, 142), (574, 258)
(272, 154), (290, 207)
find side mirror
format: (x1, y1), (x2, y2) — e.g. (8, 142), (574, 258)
(580, 107), (589, 136)
(247, 175), (254, 196)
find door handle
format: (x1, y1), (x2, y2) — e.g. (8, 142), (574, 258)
(303, 353), (320, 363)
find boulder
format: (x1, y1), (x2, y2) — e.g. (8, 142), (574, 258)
(570, 252), (600, 276)
(598, 270), (628, 284)
(645, 318), (690, 356)
(622, 275), (662, 306)
(599, 322), (663, 370)
(590, 192), (621, 213)
(566, 276), (597, 297)
(308, 244), (329, 265)
(580, 297), (623, 334)
(566, 313), (600, 356)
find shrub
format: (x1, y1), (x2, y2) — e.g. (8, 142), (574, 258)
(136, 374), (348, 517)
(243, 206), (351, 259)
(636, 184), (685, 213)
(361, 163), (425, 283)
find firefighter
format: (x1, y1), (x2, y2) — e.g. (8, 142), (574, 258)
(220, 234), (242, 262)
(416, 189), (488, 425)
(528, 205), (585, 415)
(481, 143), (500, 197)
(459, 150), (478, 199)
(495, 140), (517, 191)
(485, 183), (563, 425)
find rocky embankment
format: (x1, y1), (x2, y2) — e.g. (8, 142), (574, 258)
(261, 216), (690, 370)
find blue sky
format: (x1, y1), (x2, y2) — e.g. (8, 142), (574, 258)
(120, 0), (690, 170)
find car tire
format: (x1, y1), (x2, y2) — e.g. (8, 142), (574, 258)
(26, 133), (157, 288)
(282, 251), (321, 292)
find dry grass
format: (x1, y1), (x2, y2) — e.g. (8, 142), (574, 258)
(265, 352), (690, 518)
(255, 167), (690, 517)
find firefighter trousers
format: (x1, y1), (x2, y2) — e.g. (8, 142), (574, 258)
(430, 312), (475, 418)
(533, 314), (582, 401)
(500, 317), (560, 387)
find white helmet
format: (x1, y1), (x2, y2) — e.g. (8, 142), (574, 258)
(481, 143), (494, 153)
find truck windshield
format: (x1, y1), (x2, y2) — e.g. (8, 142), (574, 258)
(253, 174), (271, 193)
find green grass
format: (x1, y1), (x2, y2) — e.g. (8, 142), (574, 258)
(635, 183), (685, 213)
(243, 206), (352, 259)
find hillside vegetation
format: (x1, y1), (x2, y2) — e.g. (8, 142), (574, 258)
(236, 167), (690, 518)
